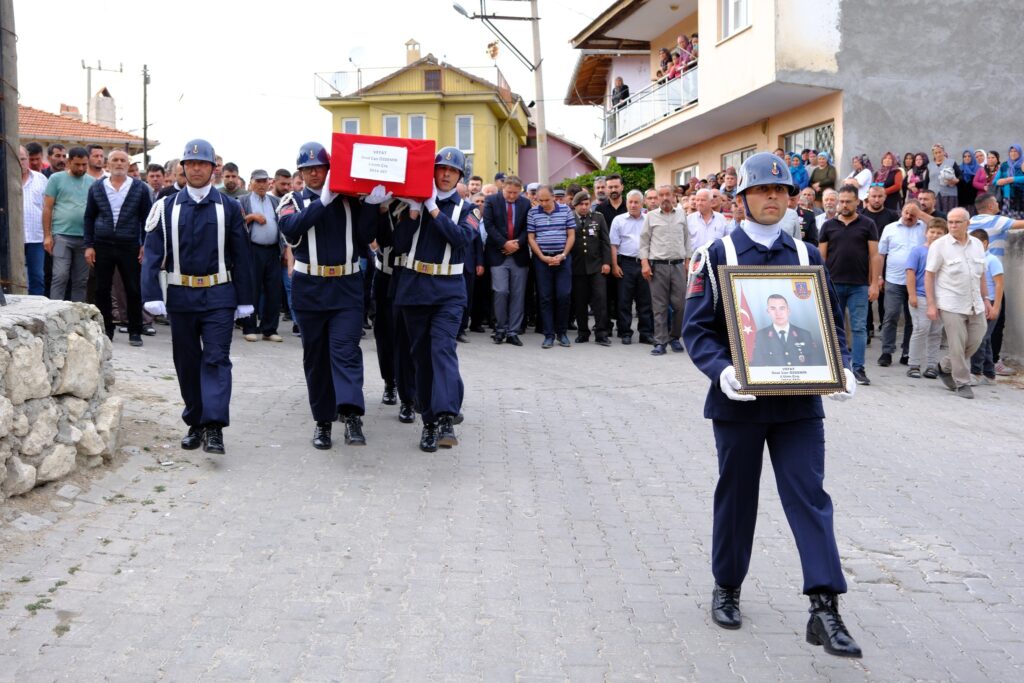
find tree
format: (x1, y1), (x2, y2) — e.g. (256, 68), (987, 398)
(555, 158), (654, 195)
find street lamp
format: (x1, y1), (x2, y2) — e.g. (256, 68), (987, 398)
(453, 0), (549, 184)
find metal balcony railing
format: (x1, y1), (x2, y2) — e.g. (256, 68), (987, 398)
(603, 66), (698, 145)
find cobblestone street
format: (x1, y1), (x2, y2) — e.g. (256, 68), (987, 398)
(1, 325), (1022, 682)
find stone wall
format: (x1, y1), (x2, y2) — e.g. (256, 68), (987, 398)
(0, 296), (123, 499)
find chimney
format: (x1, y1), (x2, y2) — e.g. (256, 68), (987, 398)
(405, 39), (421, 65)
(89, 87), (116, 129)
(59, 103), (82, 121)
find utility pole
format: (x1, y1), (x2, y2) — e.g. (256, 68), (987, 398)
(80, 60), (122, 122)
(529, 0), (548, 184)
(142, 64), (150, 167)
(1, 0), (23, 296)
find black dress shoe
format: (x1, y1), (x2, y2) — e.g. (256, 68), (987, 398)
(343, 415), (366, 445)
(595, 336), (612, 347)
(806, 593), (862, 658)
(469, 325), (485, 333)
(437, 414), (458, 448)
(419, 421), (439, 452)
(492, 334), (505, 345)
(639, 335), (655, 345)
(575, 335), (590, 343)
(899, 354), (909, 365)
(711, 584), (742, 630)
(142, 325), (157, 336)
(878, 352), (892, 367)
(505, 335), (523, 347)
(456, 332), (469, 343)
(382, 384), (398, 405)
(620, 336), (633, 345)
(202, 425), (225, 454)
(181, 426), (203, 450)
(312, 421), (332, 450)
(129, 334), (143, 347)
(398, 403), (416, 423)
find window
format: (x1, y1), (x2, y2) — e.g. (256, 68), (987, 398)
(782, 121), (835, 157)
(721, 147), (756, 172)
(382, 114), (400, 138)
(720, 0), (750, 40)
(455, 115), (473, 152)
(342, 118), (359, 135)
(673, 164), (699, 186)
(408, 114), (426, 140)
(424, 70), (442, 92)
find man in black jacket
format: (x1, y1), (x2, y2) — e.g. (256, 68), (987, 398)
(84, 149), (153, 345)
(482, 174), (532, 346)
(570, 192), (612, 345)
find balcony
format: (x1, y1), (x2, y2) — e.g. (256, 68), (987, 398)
(603, 66), (698, 146)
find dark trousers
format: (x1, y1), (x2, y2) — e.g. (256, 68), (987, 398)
(616, 256), (653, 338)
(470, 267), (492, 329)
(402, 303), (464, 424)
(573, 271), (609, 339)
(25, 243), (45, 295)
(168, 307), (235, 427)
(711, 418), (846, 594)
(460, 270), (476, 335)
(880, 281), (912, 356)
(293, 307), (365, 422)
(606, 271), (619, 333)
(243, 245), (282, 335)
(372, 277), (396, 387)
(534, 255), (572, 336)
(992, 293), (1007, 363)
(94, 242), (143, 337)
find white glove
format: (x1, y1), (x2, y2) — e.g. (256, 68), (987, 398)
(828, 369), (857, 402)
(423, 185), (439, 214)
(319, 173), (335, 206)
(719, 366), (756, 402)
(364, 184), (393, 205)
(398, 198), (422, 213)
(234, 305), (254, 320)
(143, 300), (166, 317)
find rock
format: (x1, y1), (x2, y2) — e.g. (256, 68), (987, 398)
(36, 444), (77, 482)
(54, 333), (99, 399)
(20, 402), (59, 456)
(61, 396), (89, 421)
(95, 396), (124, 456)
(76, 422), (106, 457)
(5, 337), (50, 405)
(56, 483), (82, 500)
(12, 413), (29, 437)
(10, 512), (53, 532)
(0, 395), (13, 436)
(2, 456), (36, 496)
(68, 425), (83, 444)
(82, 455), (103, 468)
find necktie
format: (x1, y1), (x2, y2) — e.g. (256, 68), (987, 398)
(507, 202), (514, 240)
(779, 331), (786, 345)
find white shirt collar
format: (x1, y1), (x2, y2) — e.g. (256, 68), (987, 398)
(104, 175), (132, 193)
(774, 324), (791, 336)
(187, 183), (212, 203)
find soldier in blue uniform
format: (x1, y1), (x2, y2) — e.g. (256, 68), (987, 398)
(276, 142), (391, 450)
(682, 152), (863, 658)
(142, 139), (255, 455)
(393, 147), (476, 452)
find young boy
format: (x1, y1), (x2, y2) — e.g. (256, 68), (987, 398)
(969, 228), (1004, 384)
(905, 218), (948, 378)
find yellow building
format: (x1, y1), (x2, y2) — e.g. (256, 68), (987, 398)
(318, 41), (529, 180)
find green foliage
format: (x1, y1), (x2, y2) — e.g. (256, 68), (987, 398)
(555, 158), (655, 195)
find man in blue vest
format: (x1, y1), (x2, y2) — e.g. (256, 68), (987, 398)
(393, 147), (476, 452)
(277, 142), (391, 450)
(142, 139), (255, 455)
(682, 152), (862, 658)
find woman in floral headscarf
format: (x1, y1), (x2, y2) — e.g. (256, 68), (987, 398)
(873, 151), (904, 211)
(993, 144), (1024, 217)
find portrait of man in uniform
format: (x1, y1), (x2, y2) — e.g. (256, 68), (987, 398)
(750, 294), (825, 367)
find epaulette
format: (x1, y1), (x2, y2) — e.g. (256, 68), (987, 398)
(145, 197), (166, 233)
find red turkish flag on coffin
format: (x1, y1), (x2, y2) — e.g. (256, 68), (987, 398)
(329, 133), (436, 200)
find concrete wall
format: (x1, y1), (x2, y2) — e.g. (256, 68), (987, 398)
(606, 55), (652, 106)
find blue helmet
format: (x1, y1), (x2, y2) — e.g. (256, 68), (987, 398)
(434, 146), (466, 177)
(181, 139), (216, 164)
(297, 142), (330, 169)
(736, 152), (799, 196)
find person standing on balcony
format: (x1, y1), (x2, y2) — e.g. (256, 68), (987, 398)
(611, 77), (630, 108)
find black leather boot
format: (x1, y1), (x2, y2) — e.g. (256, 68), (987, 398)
(343, 414), (366, 445)
(806, 593), (862, 658)
(381, 384), (398, 405)
(711, 584), (742, 630)
(437, 414), (458, 448)
(419, 421), (438, 452)
(398, 402), (416, 424)
(202, 425), (225, 454)
(312, 421), (332, 450)
(181, 426), (203, 450)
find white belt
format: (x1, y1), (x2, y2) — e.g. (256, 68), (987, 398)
(293, 260), (361, 277)
(409, 260), (464, 276)
(166, 272), (232, 288)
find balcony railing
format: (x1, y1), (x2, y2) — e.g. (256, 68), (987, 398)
(603, 66), (698, 145)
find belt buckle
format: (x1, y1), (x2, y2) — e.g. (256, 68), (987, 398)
(324, 265), (340, 277)
(193, 276), (205, 287)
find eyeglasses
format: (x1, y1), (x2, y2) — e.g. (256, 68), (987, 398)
(869, 182), (885, 187)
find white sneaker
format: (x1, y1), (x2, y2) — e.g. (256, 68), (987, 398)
(979, 375), (997, 385)
(969, 374), (980, 386)
(263, 334), (283, 342)
(994, 361), (1017, 376)
(243, 333), (259, 342)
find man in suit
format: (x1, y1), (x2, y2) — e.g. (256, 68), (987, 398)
(750, 294), (825, 366)
(483, 174), (531, 346)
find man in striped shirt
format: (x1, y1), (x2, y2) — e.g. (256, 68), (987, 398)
(527, 185), (576, 348)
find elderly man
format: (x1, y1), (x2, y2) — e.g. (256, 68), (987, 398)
(814, 189), (839, 235)
(640, 185), (690, 355)
(643, 188), (659, 213)
(925, 208), (992, 398)
(610, 190), (654, 344)
(239, 169), (283, 342)
(875, 200), (927, 366)
(686, 189), (728, 251)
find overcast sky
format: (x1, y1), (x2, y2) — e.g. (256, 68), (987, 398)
(15, 0), (608, 175)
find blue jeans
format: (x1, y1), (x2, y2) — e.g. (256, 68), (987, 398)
(834, 283), (868, 370)
(25, 242), (45, 295)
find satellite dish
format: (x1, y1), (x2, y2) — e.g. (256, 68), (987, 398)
(348, 46), (368, 66)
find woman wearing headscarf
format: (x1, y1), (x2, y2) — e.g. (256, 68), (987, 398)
(903, 152), (930, 201)
(809, 152), (837, 204)
(957, 149), (981, 211)
(789, 153), (809, 190)
(974, 150), (998, 195)
(845, 154), (873, 203)
(900, 153), (915, 204)
(993, 144), (1024, 218)
(873, 152), (904, 211)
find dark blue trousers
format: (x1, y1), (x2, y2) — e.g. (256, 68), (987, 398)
(616, 256), (653, 338)
(243, 244), (282, 335)
(711, 418), (847, 594)
(402, 303), (464, 423)
(168, 307), (235, 427)
(534, 255), (572, 336)
(372, 279), (416, 405)
(293, 307), (365, 422)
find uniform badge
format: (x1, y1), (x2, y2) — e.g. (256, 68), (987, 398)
(192, 144), (199, 154)
(771, 162), (780, 176)
(308, 150), (315, 160)
(445, 151), (453, 161)
(792, 279), (811, 300)
(686, 273), (705, 299)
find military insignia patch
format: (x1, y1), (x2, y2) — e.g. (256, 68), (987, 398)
(686, 273), (705, 299)
(771, 161), (780, 176)
(792, 279), (811, 300)
(466, 212), (479, 229)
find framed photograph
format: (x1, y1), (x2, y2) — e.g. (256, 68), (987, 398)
(718, 265), (846, 396)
